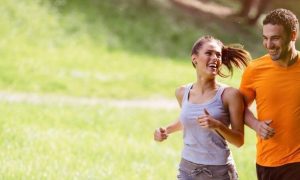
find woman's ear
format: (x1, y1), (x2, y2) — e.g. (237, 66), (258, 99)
(191, 54), (197, 62)
(191, 54), (197, 67)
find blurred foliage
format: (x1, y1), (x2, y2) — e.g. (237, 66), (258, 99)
(44, 0), (267, 58)
(270, 0), (300, 16)
(1, 0), (299, 98)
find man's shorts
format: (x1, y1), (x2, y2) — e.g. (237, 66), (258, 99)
(256, 162), (300, 180)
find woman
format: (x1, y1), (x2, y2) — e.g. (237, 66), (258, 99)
(154, 35), (251, 180)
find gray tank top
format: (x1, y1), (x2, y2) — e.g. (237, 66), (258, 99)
(179, 83), (233, 165)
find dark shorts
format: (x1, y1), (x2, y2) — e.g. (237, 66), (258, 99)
(256, 162), (300, 180)
(177, 158), (238, 180)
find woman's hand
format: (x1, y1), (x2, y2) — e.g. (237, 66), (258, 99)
(154, 127), (168, 142)
(197, 109), (221, 129)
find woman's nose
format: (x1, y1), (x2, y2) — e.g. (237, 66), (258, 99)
(211, 53), (218, 60)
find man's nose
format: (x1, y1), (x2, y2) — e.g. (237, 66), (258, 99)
(265, 40), (274, 49)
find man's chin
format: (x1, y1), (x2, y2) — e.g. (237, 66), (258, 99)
(271, 58), (280, 61)
(270, 55), (280, 61)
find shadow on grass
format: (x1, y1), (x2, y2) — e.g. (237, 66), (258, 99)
(47, 0), (271, 59)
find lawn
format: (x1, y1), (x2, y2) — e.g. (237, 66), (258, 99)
(0, 0), (260, 179)
(0, 102), (256, 179)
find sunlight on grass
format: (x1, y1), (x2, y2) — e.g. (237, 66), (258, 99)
(0, 0), (262, 179)
(0, 102), (256, 179)
(0, 0), (257, 99)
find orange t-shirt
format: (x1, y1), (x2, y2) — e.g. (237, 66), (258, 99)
(240, 53), (300, 167)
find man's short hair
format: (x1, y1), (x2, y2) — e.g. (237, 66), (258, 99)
(263, 8), (299, 38)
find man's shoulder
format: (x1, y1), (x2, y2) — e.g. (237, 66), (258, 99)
(247, 54), (270, 69)
(251, 54), (270, 64)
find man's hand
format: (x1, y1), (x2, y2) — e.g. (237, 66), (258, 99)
(255, 120), (275, 140)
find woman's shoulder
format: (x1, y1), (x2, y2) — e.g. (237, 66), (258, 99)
(224, 87), (240, 94)
(175, 84), (189, 98)
(217, 83), (239, 93)
(175, 83), (192, 104)
(222, 86), (243, 102)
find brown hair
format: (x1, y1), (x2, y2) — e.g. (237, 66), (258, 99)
(263, 8), (299, 38)
(191, 35), (250, 77)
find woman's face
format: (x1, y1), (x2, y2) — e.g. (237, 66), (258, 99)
(192, 40), (222, 77)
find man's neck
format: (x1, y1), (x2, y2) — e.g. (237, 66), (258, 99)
(276, 49), (298, 67)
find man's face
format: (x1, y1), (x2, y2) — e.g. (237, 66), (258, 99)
(262, 24), (291, 61)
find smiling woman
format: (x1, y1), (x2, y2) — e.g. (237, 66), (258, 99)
(154, 35), (251, 180)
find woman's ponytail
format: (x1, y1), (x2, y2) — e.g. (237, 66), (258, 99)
(220, 45), (251, 77)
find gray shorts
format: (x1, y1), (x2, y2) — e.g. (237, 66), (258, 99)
(177, 158), (238, 180)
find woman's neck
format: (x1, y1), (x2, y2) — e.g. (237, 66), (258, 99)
(193, 78), (218, 94)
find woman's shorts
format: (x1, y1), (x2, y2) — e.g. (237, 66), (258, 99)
(177, 158), (238, 180)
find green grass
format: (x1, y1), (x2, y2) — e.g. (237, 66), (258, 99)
(0, 102), (182, 179)
(0, 102), (256, 179)
(0, 0), (267, 179)
(0, 0), (265, 99)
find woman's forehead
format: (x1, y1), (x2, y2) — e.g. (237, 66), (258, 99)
(201, 41), (222, 52)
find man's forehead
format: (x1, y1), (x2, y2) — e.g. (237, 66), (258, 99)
(263, 24), (285, 36)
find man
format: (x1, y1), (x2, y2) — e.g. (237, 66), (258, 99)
(240, 8), (300, 179)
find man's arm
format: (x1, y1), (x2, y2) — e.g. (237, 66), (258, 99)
(244, 107), (259, 130)
(244, 101), (275, 140)
(240, 65), (275, 139)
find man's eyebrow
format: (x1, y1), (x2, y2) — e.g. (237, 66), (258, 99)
(262, 35), (281, 38)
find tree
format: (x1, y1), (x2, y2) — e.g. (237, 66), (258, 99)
(236, 0), (272, 25)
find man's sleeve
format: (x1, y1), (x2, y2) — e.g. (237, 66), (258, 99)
(239, 65), (255, 105)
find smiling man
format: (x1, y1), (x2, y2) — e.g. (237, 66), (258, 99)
(239, 9), (300, 180)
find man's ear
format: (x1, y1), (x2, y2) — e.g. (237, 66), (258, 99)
(291, 30), (297, 41)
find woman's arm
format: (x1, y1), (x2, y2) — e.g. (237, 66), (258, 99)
(219, 87), (244, 147)
(153, 86), (185, 142)
(154, 119), (182, 142)
(198, 87), (244, 147)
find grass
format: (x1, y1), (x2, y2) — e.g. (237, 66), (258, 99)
(0, 0), (265, 99)
(0, 0), (266, 179)
(0, 102), (181, 179)
(0, 102), (256, 179)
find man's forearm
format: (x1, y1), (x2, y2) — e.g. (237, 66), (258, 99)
(244, 108), (258, 131)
